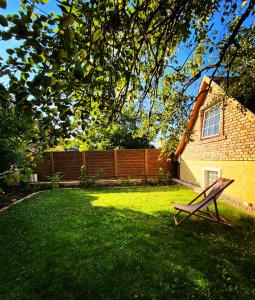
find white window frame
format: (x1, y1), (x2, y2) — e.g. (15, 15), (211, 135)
(202, 104), (221, 139)
(203, 167), (221, 188)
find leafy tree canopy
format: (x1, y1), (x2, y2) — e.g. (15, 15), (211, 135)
(0, 0), (254, 151)
(80, 112), (155, 150)
(50, 111), (156, 150)
(0, 82), (37, 173)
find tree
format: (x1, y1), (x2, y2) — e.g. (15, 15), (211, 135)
(221, 27), (255, 110)
(0, 0), (254, 151)
(107, 121), (155, 149)
(0, 83), (37, 173)
(59, 112), (156, 150)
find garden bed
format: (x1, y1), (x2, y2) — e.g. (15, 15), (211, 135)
(0, 184), (51, 210)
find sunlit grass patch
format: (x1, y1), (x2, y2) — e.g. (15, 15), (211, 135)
(0, 185), (254, 300)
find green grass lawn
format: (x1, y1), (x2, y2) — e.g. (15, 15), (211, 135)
(0, 185), (255, 300)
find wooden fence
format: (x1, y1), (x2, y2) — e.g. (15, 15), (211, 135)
(34, 149), (179, 181)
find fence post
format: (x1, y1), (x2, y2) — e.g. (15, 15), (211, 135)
(114, 149), (118, 178)
(82, 151), (86, 166)
(144, 149), (148, 179)
(50, 152), (55, 175)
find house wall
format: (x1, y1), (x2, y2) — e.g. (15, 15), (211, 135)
(180, 159), (255, 204)
(180, 83), (255, 204)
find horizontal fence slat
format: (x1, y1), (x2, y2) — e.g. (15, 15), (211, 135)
(33, 149), (178, 181)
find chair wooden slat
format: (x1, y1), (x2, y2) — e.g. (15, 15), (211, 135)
(172, 178), (234, 227)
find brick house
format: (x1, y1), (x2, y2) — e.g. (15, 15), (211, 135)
(175, 75), (255, 206)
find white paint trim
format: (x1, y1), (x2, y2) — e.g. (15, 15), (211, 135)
(201, 104), (221, 138)
(203, 167), (221, 188)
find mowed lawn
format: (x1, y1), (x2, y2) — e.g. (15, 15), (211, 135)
(0, 185), (255, 300)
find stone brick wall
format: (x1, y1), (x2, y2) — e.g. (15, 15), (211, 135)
(182, 86), (255, 161)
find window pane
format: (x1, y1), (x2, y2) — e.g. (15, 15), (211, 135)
(202, 105), (221, 138)
(215, 114), (220, 123)
(207, 170), (219, 186)
(208, 127), (214, 136)
(215, 105), (220, 114)
(213, 124), (219, 135)
(209, 117), (214, 126)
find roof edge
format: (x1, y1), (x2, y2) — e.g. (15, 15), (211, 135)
(174, 75), (210, 160)
(174, 75), (255, 160)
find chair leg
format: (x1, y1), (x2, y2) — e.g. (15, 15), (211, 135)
(173, 208), (202, 227)
(173, 197), (233, 227)
(213, 198), (220, 223)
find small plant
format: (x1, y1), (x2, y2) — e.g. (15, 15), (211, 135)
(79, 164), (87, 187)
(121, 176), (133, 187)
(19, 167), (34, 188)
(89, 171), (102, 188)
(155, 168), (170, 186)
(46, 172), (62, 190)
(2, 172), (20, 186)
(79, 165), (101, 188)
(24, 167), (34, 182)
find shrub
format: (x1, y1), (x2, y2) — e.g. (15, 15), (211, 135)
(155, 168), (170, 186)
(0, 167), (36, 194)
(46, 172), (62, 190)
(79, 164), (101, 188)
(121, 176), (134, 187)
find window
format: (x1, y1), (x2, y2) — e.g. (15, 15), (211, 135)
(202, 105), (220, 138)
(203, 168), (221, 187)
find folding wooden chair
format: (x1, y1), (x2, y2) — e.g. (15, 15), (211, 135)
(173, 178), (234, 227)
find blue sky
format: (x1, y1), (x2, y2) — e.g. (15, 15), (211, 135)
(0, 0), (60, 56)
(3, 0), (59, 13)
(0, 0), (61, 85)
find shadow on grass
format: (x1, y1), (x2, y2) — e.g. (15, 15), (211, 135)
(0, 189), (254, 300)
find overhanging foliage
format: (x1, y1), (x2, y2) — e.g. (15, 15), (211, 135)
(0, 0), (254, 149)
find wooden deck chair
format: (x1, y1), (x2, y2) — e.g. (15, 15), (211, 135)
(173, 178), (234, 227)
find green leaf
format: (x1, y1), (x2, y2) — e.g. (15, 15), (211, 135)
(65, 27), (74, 42)
(80, 50), (87, 59)
(96, 66), (103, 72)
(1, 31), (11, 40)
(0, 0), (7, 9)
(93, 29), (102, 42)
(0, 14), (8, 27)
(73, 62), (84, 79)
(6, 49), (15, 55)
(60, 14), (74, 27)
(58, 4), (68, 13)
(57, 49), (68, 58)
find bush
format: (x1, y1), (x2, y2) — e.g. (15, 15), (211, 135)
(0, 166), (36, 194)
(79, 164), (101, 188)
(154, 168), (170, 186)
(45, 172), (62, 190)
(121, 176), (134, 187)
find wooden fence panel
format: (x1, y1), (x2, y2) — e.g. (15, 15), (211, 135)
(34, 149), (177, 181)
(146, 149), (170, 178)
(116, 149), (145, 178)
(86, 150), (115, 178)
(34, 152), (52, 181)
(54, 151), (83, 180)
